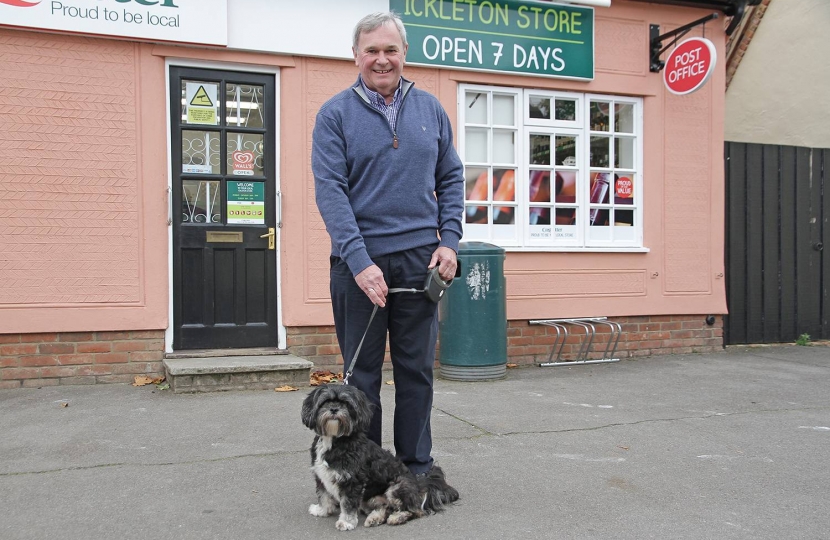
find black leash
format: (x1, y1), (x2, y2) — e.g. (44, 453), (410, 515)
(343, 286), (422, 385)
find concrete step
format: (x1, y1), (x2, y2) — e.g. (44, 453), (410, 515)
(163, 353), (314, 394)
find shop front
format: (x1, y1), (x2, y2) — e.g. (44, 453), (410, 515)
(0, 0), (751, 387)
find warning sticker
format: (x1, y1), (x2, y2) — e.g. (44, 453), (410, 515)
(185, 82), (218, 125)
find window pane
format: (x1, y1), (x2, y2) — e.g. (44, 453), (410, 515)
(465, 128), (488, 162)
(614, 209), (634, 226)
(465, 167), (488, 201)
(226, 84), (264, 128)
(182, 130), (220, 174)
(465, 205), (488, 224)
(466, 91), (488, 124)
(529, 170), (551, 203)
(529, 206), (550, 225)
(589, 209), (609, 226)
(529, 95), (551, 119)
(590, 173), (612, 204)
(530, 134), (551, 165)
(555, 208), (576, 225)
(614, 175), (634, 204)
(590, 136), (610, 168)
(227, 133), (264, 176)
(615, 103), (635, 133)
(182, 180), (220, 223)
(493, 94), (515, 126)
(556, 171), (577, 204)
(555, 99), (576, 121)
(615, 136), (635, 169)
(493, 169), (515, 203)
(555, 135), (576, 166)
(493, 206), (515, 225)
(590, 101), (610, 131)
(493, 129), (515, 164)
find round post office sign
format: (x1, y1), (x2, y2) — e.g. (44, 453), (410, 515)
(663, 37), (717, 95)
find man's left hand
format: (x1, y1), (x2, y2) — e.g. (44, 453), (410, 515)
(428, 246), (458, 281)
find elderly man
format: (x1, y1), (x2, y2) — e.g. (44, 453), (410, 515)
(312, 11), (464, 477)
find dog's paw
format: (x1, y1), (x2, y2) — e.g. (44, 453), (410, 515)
(386, 510), (413, 526)
(335, 517), (357, 531)
(364, 509), (387, 527)
(309, 504), (331, 517)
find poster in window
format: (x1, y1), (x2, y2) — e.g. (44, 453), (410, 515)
(227, 181), (265, 225)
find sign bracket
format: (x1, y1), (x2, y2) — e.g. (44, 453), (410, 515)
(649, 13), (718, 73)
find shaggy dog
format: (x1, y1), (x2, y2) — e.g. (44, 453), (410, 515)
(301, 384), (459, 530)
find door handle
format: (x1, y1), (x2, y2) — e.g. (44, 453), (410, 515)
(259, 227), (276, 250)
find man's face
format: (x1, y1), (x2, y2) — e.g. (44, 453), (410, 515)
(353, 22), (407, 100)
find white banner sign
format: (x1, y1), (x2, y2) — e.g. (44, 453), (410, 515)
(0, 0), (227, 46)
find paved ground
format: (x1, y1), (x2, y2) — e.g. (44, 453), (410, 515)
(1, 344), (829, 539)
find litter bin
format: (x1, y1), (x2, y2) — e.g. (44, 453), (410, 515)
(439, 241), (507, 381)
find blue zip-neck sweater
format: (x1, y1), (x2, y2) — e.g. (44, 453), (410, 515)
(312, 77), (464, 277)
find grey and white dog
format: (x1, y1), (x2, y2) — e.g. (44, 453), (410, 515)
(301, 384), (459, 530)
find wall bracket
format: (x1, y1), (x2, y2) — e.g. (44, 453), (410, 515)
(650, 13), (718, 73)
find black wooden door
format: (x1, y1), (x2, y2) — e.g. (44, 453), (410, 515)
(171, 67), (278, 350)
(724, 142), (829, 345)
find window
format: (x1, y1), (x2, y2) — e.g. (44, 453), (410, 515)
(459, 85), (643, 250)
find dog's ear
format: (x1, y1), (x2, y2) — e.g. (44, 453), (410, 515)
(344, 386), (374, 434)
(301, 387), (323, 429)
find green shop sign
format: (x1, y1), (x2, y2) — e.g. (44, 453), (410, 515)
(392, 0), (594, 80)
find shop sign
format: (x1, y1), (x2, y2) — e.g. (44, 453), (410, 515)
(0, 0), (227, 46)
(227, 181), (264, 225)
(392, 0), (594, 80)
(663, 37), (716, 95)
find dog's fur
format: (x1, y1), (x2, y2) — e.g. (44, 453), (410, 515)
(301, 384), (459, 530)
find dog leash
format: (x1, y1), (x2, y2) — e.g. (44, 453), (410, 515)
(342, 286), (423, 386)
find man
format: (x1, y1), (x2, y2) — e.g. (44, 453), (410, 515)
(312, 11), (464, 477)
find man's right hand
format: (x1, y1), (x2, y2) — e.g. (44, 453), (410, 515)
(355, 264), (388, 307)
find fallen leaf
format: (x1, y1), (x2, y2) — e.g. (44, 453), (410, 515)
(385, 380), (395, 385)
(133, 375), (165, 387)
(310, 370), (343, 386)
(274, 385), (299, 392)
(507, 363), (518, 368)
(60, 402), (69, 408)
(618, 446), (630, 451)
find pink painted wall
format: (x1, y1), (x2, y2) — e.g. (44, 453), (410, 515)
(0, 33), (168, 333)
(0, 1), (727, 337)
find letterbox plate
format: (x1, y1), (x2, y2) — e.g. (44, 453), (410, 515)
(206, 231), (243, 243)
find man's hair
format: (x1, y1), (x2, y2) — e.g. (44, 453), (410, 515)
(352, 11), (408, 50)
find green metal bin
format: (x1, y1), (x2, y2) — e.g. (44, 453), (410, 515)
(439, 241), (507, 381)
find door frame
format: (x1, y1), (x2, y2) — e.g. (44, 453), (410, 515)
(164, 58), (285, 353)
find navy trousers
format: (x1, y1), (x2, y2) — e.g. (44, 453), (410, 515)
(330, 244), (438, 475)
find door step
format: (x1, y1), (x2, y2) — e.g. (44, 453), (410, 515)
(163, 352), (313, 394)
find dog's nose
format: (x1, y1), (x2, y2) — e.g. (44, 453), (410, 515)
(329, 407), (339, 414)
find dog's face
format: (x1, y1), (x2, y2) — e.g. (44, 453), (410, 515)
(301, 384), (373, 438)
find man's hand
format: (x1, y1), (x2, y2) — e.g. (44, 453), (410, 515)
(428, 246), (458, 281)
(355, 264), (388, 307)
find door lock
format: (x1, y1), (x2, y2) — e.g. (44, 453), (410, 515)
(260, 227), (276, 250)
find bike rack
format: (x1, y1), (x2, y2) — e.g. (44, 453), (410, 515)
(529, 318), (622, 367)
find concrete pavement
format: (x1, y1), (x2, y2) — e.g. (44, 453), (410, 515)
(1, 344), (829, 539)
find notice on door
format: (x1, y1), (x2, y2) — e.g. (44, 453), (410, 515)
(185, 82), (219, 125)
(227, 181), (265, 225)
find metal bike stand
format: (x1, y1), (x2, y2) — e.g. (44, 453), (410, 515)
(530, 318), (622, 367)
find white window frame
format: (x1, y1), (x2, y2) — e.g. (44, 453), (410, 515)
(458, 84), (644, 251)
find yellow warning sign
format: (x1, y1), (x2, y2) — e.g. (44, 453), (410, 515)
(189, 85), (214, 107)
(185, 82), (218, 126)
